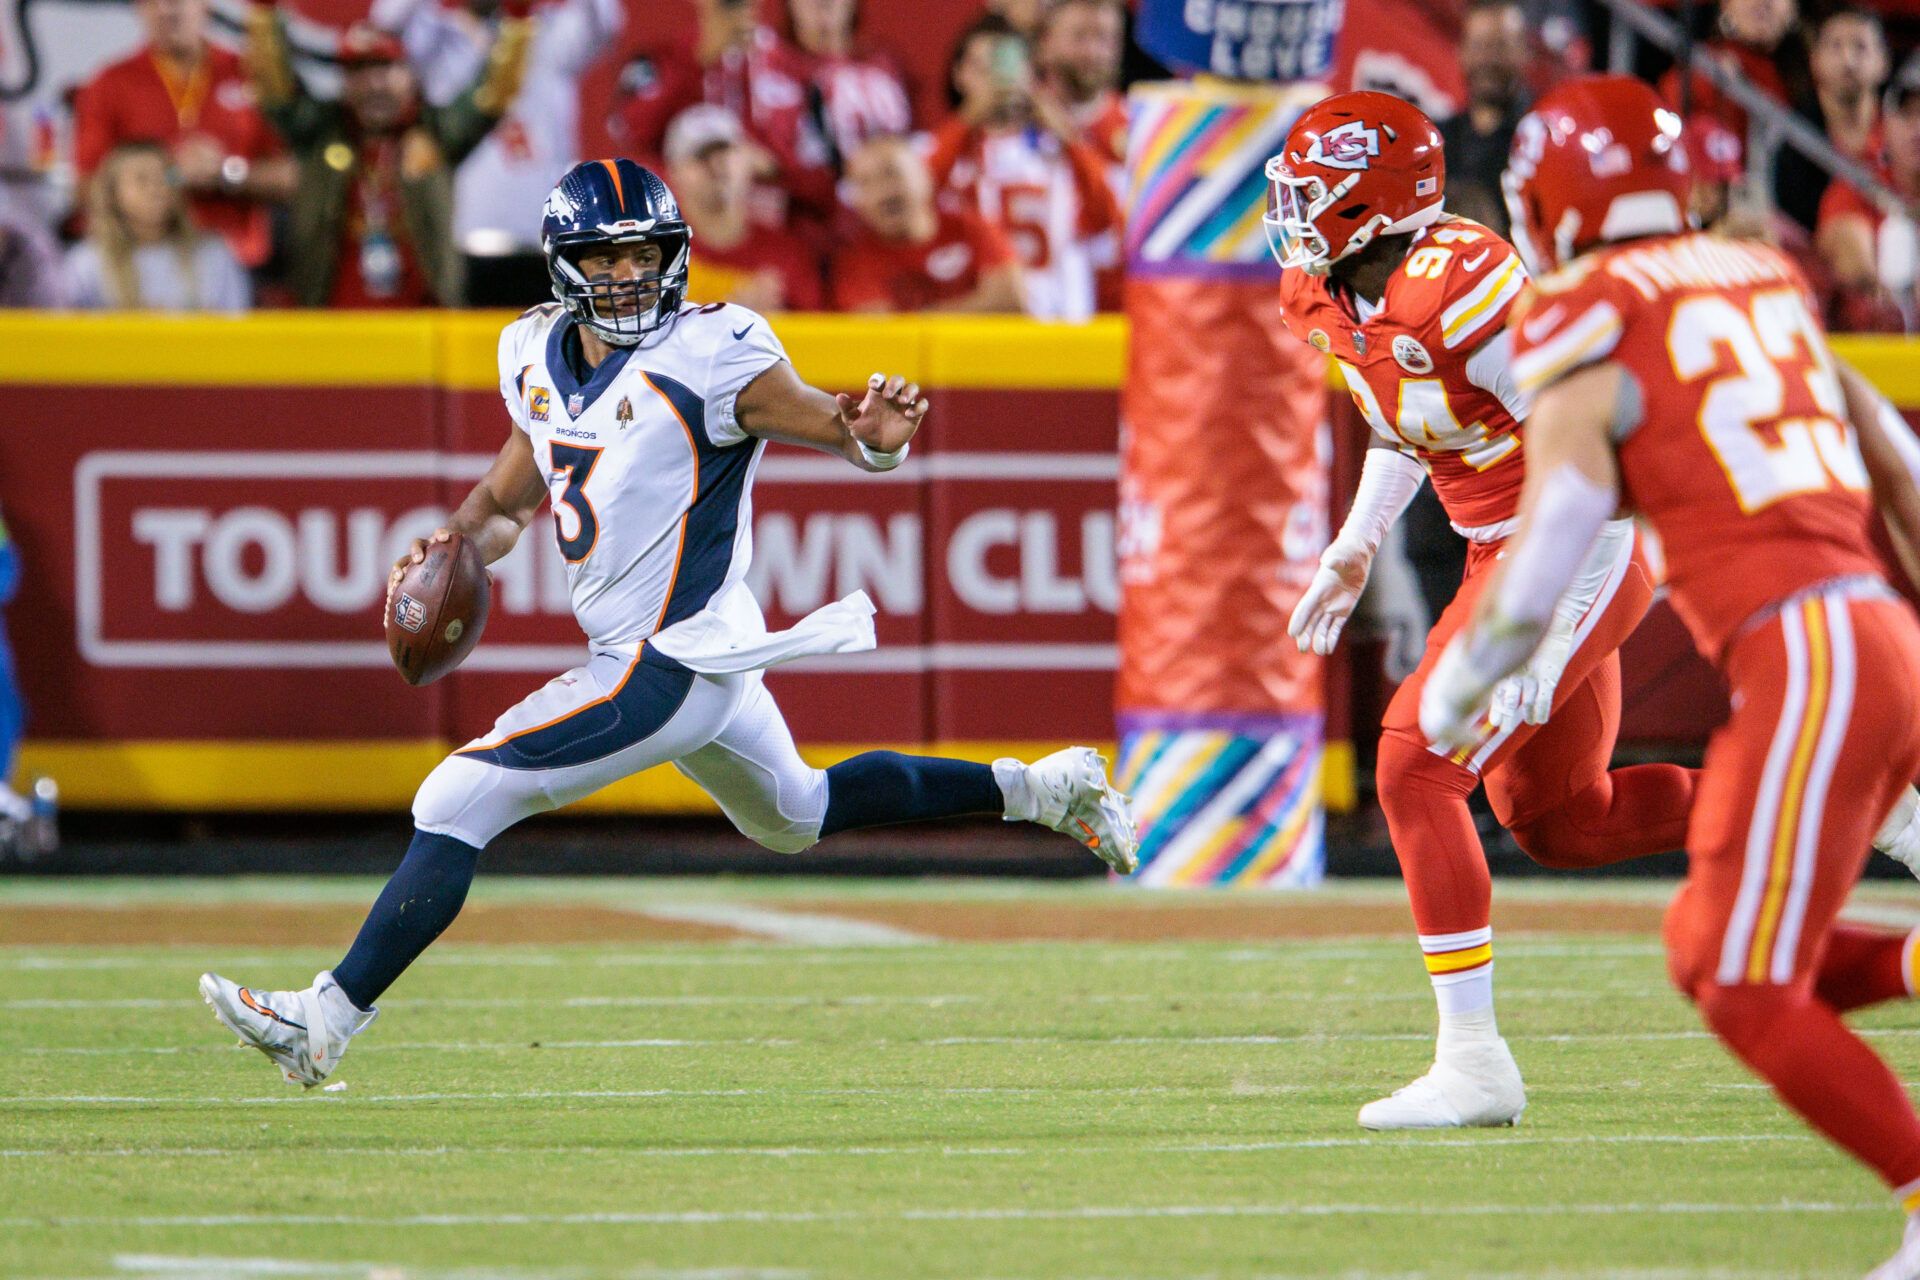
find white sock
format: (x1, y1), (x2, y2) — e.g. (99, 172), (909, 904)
(1421, 928), (1497, 1053)
(992, 758), (1036, 823)
(0, 785), (29, 823)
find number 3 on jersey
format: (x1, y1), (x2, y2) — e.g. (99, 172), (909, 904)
(549, 442), (602, 562)
(1667, 288), (1868, 514)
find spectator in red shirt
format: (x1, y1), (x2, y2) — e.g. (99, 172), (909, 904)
(1034, 0), (1125, 309)
(1034, 0), (1126, 164)
(71, 0), (294, 269)
(1659, 0), (1803, 143)
(609, 0), (835, 227)
(1777, 6), (1888, 232)
(668, 105), (823, 312)
(1816, 55), (1920, 333)
(785, 0), (912, 165)
(833, 134), (1023, 313)
(930, 15), (1121, 320)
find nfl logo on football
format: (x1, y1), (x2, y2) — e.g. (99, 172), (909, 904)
(393, 592), (428, 634)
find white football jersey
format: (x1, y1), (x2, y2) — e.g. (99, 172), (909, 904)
(497, 300), (784, 651)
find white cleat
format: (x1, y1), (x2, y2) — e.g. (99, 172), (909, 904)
(199, 969), (376, 1089)
(1866, 1223), (1920, 1280)
(999, 747), (1140, 874)
(1875, 786), (1920, 880)
(1358, 1037), (1527, 1130)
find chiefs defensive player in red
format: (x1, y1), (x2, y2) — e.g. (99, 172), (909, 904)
(1423, 76), (1920, 1275)
(1266, 90), (1920, 1131)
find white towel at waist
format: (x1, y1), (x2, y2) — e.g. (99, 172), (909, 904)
(634, 581), (878, 674)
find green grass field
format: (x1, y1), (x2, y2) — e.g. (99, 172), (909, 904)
(4, 875), (1918, 1279)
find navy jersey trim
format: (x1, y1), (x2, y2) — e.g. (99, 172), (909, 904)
(642, 370), (757, 630)
(545, 317), (634, 418)
(453, 647), (694, 771)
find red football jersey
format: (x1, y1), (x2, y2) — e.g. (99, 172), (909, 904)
(1278, 216), (1531, 533)
(831, 207), (1017, 312)
(1510, 232), (1885, 659)
(71, 44), (281, 267)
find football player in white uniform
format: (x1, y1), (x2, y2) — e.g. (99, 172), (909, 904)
(200, 158), (1138, 1088)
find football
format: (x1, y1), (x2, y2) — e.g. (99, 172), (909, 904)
(384, 533), (491, 686)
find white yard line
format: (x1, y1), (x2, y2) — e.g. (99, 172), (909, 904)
(633, 902), (930, 946)
(0, 1201), (1889, 1230)
(0, 986), (1678, 1012)
(109, 1258), (804, 1280)
(35, 1024), (1899, 1056)
(0, 1080), (1711, 1107)
(1, 1133), (1817, 1161)
(0, 940), (1673, 970)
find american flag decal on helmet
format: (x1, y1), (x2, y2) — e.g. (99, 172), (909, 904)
(1416, 176), (1438, 196)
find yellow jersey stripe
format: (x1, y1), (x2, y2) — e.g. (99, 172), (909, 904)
(1747, 599), (1830, 983)
(1440, 258), (1523, 347)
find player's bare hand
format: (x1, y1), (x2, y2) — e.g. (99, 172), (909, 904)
(837, 372), (928, 455)
(1287, 540), (1371, 656)
(386, 528), (455, 604)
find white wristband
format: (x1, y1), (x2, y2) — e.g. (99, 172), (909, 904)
(857, 439), (910, 471)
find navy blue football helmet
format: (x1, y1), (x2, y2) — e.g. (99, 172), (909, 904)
(541, 158), (691, 346)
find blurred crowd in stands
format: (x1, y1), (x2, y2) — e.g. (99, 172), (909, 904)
(5, 0), (1920, 332)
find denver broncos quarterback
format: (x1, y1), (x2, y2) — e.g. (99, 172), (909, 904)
(197, 158), (1138, 1088)
(1264, 91), (1920, 1131)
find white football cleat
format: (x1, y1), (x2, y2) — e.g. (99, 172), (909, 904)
(1875, 786), (1920, 880)
(1358, 1037), (1527, 1130)
(1866, 1219), (1920, 1280)
(998, 747), (1140, 874)
(199, 969), (376, 1089)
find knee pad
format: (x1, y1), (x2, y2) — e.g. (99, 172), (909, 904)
(723, 765), (828, 855)
(1375, 730), (1478, 811)
(411, 754), (541, 849)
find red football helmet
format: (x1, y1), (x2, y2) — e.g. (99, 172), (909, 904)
(1503, 74), (1692, 275)
(1263, 91), (1446, 275)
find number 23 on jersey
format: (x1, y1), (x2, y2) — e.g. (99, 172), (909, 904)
(1667, 287), (1868, 514)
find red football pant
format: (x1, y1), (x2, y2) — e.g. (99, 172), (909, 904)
(1666, 587), (1920, 1199)
(1378, 536), (1696, 939)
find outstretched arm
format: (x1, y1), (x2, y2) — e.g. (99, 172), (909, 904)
(1420, 362), (1622, 751)
(735, 365), (929, 472)
(388, 428), (547, 595)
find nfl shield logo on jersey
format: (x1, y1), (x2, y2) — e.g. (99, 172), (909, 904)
(567, 391), (585, 416)
(1392, 335), (1434, 374)
(393, 592), (427, 634)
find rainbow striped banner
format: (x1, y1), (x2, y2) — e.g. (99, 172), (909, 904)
(1125, 78), (1329, 279)
(1117, 721), (1325, 887)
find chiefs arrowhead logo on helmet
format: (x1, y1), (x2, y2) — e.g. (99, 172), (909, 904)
(1302, 121), (1382, 171)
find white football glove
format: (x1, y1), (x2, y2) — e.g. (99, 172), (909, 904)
(1288, 540), (1371, 656)
(1487, 609), (1577, 731)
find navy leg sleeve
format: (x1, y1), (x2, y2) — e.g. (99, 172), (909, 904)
(818, 751), (1003, 838)
(332, 829), (481, 1009)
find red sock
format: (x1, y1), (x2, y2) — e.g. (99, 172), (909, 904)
(1506, 764), (1697, 870)
(1698, 982), (1920, 1192)
(1375, 731), (1487, 936)
(1816, 924), (1918, 1012)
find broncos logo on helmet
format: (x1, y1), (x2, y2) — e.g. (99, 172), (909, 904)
(542, 158), (692, 346)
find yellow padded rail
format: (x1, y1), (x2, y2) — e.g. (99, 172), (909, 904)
(0, 311), (1913, 400)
